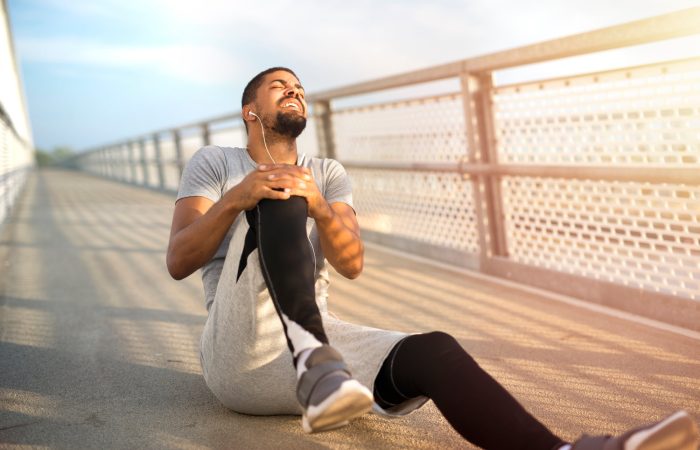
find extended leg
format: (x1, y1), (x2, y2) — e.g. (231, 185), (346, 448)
(374, 332), (700, 450)
(374, 331), (564, 450)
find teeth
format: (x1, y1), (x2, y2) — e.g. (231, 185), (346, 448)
(284, 103), (299, 110)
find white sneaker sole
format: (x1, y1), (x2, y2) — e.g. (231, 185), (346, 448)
(625, 410), (700, 450)
(302, 379), (373, 433)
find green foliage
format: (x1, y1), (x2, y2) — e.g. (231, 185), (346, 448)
(35, 146), (75, 167)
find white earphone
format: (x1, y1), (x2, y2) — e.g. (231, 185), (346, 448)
(247, 110), (275, 164)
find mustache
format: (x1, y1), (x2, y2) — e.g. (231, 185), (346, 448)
(278, 95), (305, 112)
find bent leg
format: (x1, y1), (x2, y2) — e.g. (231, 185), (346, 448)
(247, 196), (327, 362)
(249, 196), (373, 431)
(374, 331), (565, 450)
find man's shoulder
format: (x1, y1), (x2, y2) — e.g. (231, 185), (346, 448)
(188, 145), (252, 172)
(193, 145), (244, 161)
(306, 155), (344, 171)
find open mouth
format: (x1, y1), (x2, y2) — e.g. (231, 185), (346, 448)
(281, 101), (303, 112)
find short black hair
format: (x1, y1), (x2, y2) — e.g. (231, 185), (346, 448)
(241, 66), (299, 108)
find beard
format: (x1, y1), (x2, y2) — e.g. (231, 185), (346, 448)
(272, 111), (307, 138)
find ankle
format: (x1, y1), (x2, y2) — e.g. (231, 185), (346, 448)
(296, 344), (342, 378)
(296, 347), (315, 378)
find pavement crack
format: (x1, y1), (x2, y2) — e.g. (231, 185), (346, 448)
(0, 420), (42, 432)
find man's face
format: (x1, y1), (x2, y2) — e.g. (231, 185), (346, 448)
(254, 70), (307, 138)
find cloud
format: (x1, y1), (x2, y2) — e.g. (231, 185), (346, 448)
(142, 0), (700, 89)
(15, 0), (700, 89)
(15, 37), (246, 84)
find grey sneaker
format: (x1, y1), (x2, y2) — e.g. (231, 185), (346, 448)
(571, 410), (700, 450)
(296, 345), (374, 433)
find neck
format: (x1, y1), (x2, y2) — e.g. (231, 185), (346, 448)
(247, 137), (298, 165)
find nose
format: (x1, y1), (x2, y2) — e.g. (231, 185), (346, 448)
(284, 86), (300, 98)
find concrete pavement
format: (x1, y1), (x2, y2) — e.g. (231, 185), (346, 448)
(1, 169), (698, 449)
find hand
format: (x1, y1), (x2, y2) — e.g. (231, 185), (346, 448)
(260, 164), (332, 220)
(227, 164), (330, 219)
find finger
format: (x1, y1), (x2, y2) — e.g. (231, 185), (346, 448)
(258, 164), (312, 181)
(299, 167), (313, 180)
(286, 188), (310, 199)
(261, 186), (291, 200)
(264, 170), (311, 182)
(259, 163), (297, 170)
(265, 179), (298, 191)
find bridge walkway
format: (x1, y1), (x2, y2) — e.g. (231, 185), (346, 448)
(1, 169), (698, 449)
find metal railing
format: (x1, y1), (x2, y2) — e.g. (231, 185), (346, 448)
(0, 106), (34, 228)
(72, 8), (700, 330)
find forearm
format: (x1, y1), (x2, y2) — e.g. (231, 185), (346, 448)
(167, 192), (243, 279)
(314, 203), (364, 279)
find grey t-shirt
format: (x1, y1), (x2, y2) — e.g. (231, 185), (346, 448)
(176, 145), (354, 311)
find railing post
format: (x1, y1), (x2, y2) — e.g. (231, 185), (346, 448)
(139, 138), (149, 187)
(109, 146), (115, 179)
(173, 129), (184, 179)
(127, 141), (137, 184)
(101, 148), (108, 177)
(460, 72), (508, 267)
(120, 144), (128, 182)
(108, 147), (115, 179)
(201, 123), (210, 146)
(313, 101), (336, 159)
(153, 133), (165, 190)
(114, 145), (121, 181)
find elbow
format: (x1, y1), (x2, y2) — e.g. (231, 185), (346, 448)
(166, 252), (188, 281)
(346, 269), (362, 280)
(169, 268), (187, 281)
(167, 263), (185, 281)
(343, 257), (364, 280)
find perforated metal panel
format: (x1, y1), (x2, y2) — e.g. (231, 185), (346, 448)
(332, 93), (466, 162)
(209, 126), (247, 150)
(350, 168), (479, 253)
(493, 58), (700, 167)
(502, 177), (700, 299)
(1, 117), (33, 226)
(296, 116), (320, 158)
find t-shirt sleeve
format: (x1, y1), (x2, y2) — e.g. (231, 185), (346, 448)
(176, 146), (227, 203)
(323, 159), (353, 210)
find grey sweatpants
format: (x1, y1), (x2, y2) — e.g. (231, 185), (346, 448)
(197, 211), (427, 416)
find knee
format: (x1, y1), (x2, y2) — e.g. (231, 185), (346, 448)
(415, 330), (459, 349)
(409, 331), (472, 364)
(258, 195), (308, 222)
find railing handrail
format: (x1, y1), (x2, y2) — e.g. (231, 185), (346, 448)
(80, 7), (700, 153)
(309, 7), (700, 101)
(0, 101), (32, 149)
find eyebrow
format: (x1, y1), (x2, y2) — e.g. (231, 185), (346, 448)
(269, 79), (305, 91)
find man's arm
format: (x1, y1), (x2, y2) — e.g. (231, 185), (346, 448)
(313, 201), (364, 279)
(167, 194), (238, 280)
(167, 164), (309, 280)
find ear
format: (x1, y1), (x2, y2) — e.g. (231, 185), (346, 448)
(242, 107), (255, 122)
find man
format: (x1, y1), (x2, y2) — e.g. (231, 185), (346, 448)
(167, 67), (699, 449)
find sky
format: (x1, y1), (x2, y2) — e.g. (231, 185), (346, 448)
(6, 0), (700, 151)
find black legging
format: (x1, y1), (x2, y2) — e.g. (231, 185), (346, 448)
(240, 196), (329, 363)
(242, 196), (564, 449)
(374, 332), (565, 450)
